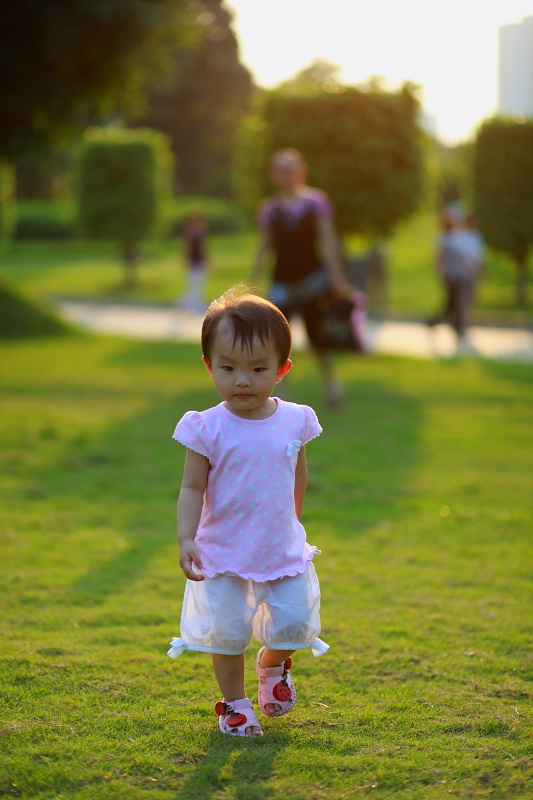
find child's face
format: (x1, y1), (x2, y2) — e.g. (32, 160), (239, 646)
(203, 320), (291, 419)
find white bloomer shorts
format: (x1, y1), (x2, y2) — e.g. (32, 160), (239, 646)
(168, 562), (329, 658)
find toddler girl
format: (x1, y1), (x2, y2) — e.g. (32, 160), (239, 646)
(168, 286), (329, 737)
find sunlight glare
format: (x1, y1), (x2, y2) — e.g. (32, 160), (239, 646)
(225, 0), (533, 143)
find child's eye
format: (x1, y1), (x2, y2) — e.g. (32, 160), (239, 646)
(253, 367), (267, 373)
(221, 365), (234, 372)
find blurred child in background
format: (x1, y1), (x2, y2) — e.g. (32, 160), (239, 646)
(177, 214), (208, 314)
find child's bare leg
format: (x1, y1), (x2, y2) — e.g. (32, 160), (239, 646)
(313, 348), (341, 406)
(259, 648), (295, 668)
(212, 653), (246, 700)
(258, 648), (295, 714)
(212, 653), (261, 735)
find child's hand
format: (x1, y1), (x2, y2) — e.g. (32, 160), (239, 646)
(179, 540), (205, 581)
(331, 276), (354, 298)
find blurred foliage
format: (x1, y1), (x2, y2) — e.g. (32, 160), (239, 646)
(424, 137), (474, 210)
(232, 70), (424, 239)
(0, 161), (16, 243)
(474, 118), (533, 306)
(274, 57), (345, 96)
(15, 216), (74, 242)
(231, 110), (270, 224)
(12, 195), (245, 241)
(138, 0), (253, 196)
(15, 199), (76, 241)
(0, 0), (197, 159)
(6, 1), (252, 200)
(15, 151), (74, 200)
(165, 196), (246, 235)
(77, 127), (174, 286)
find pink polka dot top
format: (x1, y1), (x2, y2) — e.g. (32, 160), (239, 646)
(173, 398), (322, 581)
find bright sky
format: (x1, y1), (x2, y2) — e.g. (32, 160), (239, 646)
(224, 0), (533, 144)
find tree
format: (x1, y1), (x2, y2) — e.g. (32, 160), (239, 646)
(425, 138), (473, 210)
(139, 0), (253, 194)
(0, 0), (195, 159)
(233, 77), (424, 240)
(0, 162), (16, 243)
(78, 128), (173, 288)
(473, 119), (533, 306)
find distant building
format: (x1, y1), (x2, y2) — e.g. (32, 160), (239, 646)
(498, 16), (533, 120)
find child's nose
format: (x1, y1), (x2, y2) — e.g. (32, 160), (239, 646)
(235, 371), (251, 385)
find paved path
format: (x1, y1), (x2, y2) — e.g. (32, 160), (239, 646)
(56, 299), (533, 363)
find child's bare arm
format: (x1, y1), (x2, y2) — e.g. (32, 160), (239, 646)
(294, 446), (308, 520)
(317, 215), (347, 292)
(177, 449), (209, 581)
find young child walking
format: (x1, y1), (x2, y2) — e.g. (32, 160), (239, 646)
(168, 285), (329, 737)
(177, 214), (208, 314)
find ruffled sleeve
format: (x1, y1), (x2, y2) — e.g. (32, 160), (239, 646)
(301, 405), (322, 445)
(172, 411), (210, 458)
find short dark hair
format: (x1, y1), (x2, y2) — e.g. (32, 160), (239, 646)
(202, 285), (291, 366)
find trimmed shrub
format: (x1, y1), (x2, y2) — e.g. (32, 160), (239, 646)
(78, 127), (173, 286)
(165, 196), (247, 236)
(15, 216), (74, 239)
(15, 199), (76, 239)
(474, 118), (533, 306)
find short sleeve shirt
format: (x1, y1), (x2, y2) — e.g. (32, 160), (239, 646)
(258, 187), (333, 231)
(173, 399), (322, 581)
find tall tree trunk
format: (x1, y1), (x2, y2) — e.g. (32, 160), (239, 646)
(516, 254), (529, 307)
(122, 243), (140, 289)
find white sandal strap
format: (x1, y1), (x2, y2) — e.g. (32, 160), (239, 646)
(216, 698), (263, 737)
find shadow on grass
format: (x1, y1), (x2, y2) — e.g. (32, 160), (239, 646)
(288, 357), (424, 535)
(174, 729), (291, 800)
(66, 388), (213, 605)
(479, 356), (533, 389)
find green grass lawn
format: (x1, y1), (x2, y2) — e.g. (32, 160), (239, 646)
(1, 333), (532, 799)
(1, 208), (532, 326)
(0, 235), (257, 311)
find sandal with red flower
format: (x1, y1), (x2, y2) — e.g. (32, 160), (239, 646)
(215, 697), (263, 737)
(255, 647), (296, 717)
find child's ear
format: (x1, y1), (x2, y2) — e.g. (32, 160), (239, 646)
(275, 359), (292, 383)
(202, 356), (214, 378)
